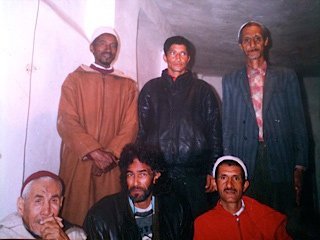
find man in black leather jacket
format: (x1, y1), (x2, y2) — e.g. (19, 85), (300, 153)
(137, 36), (222, 218)
(83, 143), (193, 240)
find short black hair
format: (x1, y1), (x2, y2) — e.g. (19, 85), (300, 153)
(163, 36), (192, 55)
(119, 143), (166, 188)
(215, 160), (246, 182)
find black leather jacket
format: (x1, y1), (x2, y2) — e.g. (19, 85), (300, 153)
(138, 70), (222, 176)
(83, 191), (193, 240)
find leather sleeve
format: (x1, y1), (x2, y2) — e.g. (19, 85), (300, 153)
(83, 214), (110, 240)
(204, 88), (223, 173)
(137, 85), (152, 143)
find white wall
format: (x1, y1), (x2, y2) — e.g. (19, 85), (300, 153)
(115, 0), (173, 88)
(202, 75), (223, 99)
(136, 9), (165, 89)
(0, 0), (115, 218)
(0, 0), (175, 220)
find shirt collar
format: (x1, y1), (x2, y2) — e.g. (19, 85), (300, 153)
(246, 61), (267, 78)
(23, 221), (41, 239)
(92, 62), (113, 70)
(129, 196), (155, 215)
(233, 199), (245, 217)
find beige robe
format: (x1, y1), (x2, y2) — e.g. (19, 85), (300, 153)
(57, 65), (138, 225)
(0, 212), (87, 239)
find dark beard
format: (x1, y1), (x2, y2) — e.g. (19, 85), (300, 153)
(129, 184), (154, 203)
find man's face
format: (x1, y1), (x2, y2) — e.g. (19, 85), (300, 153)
(17, 178), (63, 236)
(90, 33), (118, 68)
(239, 25), (268, 61)
(126, 159), (159, 204)
(163, 44), (190, 78)
(215, 163), (249, 207)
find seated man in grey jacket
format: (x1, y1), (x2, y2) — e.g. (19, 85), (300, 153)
(83, 143), (193, 240)
(0, 170), (86, 239)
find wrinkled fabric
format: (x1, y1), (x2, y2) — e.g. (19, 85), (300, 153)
(57, 65), (138, 225)
(247, 61), (266, 141)
(83, 191), (193, 240)
(137, 69), (222, 218)
(194, 196), (292, 240)
(138, 69), (222, 176)
(0, 212), (87, 239)
(222, 66), (308, 182)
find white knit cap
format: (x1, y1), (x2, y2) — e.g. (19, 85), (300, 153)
(237, 21), (264, 43)
(212, 155), (248, 180)
(91, 26), (119, 43)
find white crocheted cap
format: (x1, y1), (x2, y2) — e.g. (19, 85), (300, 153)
(212, 155), (248, 180)
(237, 20), (265, 43)
(91, 26), (119, 43)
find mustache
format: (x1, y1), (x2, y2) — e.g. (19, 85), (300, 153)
(223, 188), (237, 192)
(129, 186), (145, 192)
(102, 51), (112, 55)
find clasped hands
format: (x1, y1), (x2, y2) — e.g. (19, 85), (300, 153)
(87, 149), (117, 176)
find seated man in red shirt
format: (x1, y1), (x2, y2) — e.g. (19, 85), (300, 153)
(194, 155), (292, 240)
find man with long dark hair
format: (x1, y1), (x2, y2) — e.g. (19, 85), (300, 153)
(83, 143), (193, 240)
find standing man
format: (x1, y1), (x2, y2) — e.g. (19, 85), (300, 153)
(83, 143), (193, 240)
(194, 156), (292, 240)
(0, 171), (87, 239)
(222, 21), (308, 215)
(57, 27), (138, 225)
(137, 36), (222, 218)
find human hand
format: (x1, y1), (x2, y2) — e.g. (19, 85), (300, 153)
(39, 216), (69, 240)
(294, 168), (304, 206)
(205, 174), (215, 192)
(88, 149), (116, 170)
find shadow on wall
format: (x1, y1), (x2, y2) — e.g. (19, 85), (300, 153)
(296, 72), (320, 239)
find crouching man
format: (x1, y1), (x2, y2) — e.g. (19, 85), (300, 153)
(83, 143), (193, 239)
(0, 171), (86, 239)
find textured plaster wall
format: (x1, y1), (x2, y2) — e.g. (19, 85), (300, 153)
(0, 0), (173, 220)
(0, 0), (114, 218)
(115, 0), (173, 88)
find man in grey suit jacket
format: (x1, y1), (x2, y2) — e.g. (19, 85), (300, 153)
(222, 21), (308, 220)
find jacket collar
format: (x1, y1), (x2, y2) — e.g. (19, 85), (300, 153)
(239, 66), (256, 120)
(239, 64), (277, 118)
(161, 69), (193, 90)
(262, 66), (277, 114)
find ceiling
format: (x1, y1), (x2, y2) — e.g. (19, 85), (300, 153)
(154, 0), (320, 77)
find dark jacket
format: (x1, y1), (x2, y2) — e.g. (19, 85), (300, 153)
(83, 191), (193, 240)
(138, 70), (222, 176)
(222, 66), (308, 182)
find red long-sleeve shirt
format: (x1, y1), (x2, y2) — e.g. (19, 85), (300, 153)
(194, 196), (292, 240)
